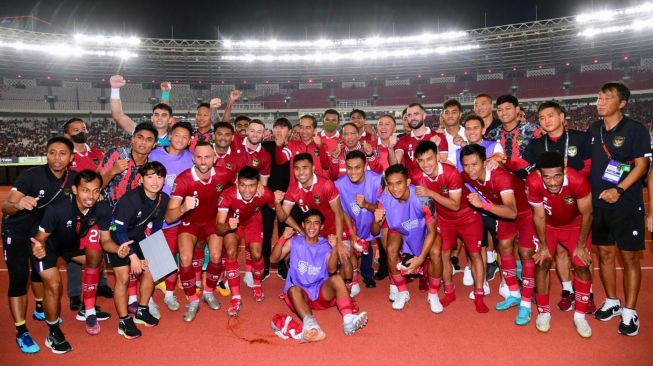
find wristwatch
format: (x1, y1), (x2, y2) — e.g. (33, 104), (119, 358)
(614, 186), (625, 195)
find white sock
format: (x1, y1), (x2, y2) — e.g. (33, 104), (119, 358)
(128, 295), (137, 304)
(165, 291), (174, 299)
(603, 297), (620, 309)
(562, 281), (573, 293)
(343, 313), (355, 323)
(510, 290), (521, 298)
(520, 300), (531, 308)
(622, 307), (636, 323)
(85, 307), (96, 316)
(487, 251), (496, 263)
(573, 311), (585, 321)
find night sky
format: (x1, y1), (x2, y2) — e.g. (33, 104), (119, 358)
(0, 0), (634, 39)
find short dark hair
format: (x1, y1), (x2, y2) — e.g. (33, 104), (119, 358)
(537, 100), (565, 115)
(341, 122), (359, 133)
(384, 164), (409, 179)
(234, 115), (251, 124)
(536, 151), (565, 170)
(196, 102), (210, 110)
(443, 99), (462, 111)
(170, 121), (193, 136)
(460, 144), (487, 162)
(463, 114), (485, 128)
(345, 150), (366, 162)
(323, 109), (340, 121)
(194, 141), (213, 150)
(134, 122), (159, 140)
(238, 166), (260, 181)
(293, 152), (314, 166)
(138, 161), (167, 177)
(63, 118), (85, 133)
(407, 102), (425, 111)
(299, 115), (317, 128)
(273, 117), (293, 130)
(213, 121), (234, 133)
(496, 95), (519, 108)
(47, 136), (74, 153)
(248, 119), (265, 128)
(474, 93), (492, 102)
(600, 82), (630, 104)
(74, 169), (103, 187)
(401, 108), (408, 117)
(415, 140), (438, 158)
(152, 103), (173, 115)
(351, 109), (366, 119)
(303, 208), (325, 224)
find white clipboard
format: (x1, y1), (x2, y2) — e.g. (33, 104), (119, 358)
(138, 230), (177, 282)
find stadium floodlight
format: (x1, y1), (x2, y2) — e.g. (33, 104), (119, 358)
(576, 3), (653, 23)
(578, 16), (653, 37)
(0, 39), (138, 59)
(74, 34), (141, 46)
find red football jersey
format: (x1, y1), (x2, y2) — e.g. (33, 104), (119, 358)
(462, 166), (530, 214)
(277, 140), (327, 174)
(70, 145), (104, 172)
(284, 174), (340, 236)
(415, 162), (472, 221)
(318, 130), (342, 171)
(526, 168), (591, 228)
(232, 134), (271, 177)
(214, 146), (246, 178)
(218, 185), (275, 225)
(171, 166), (235, 222)
(395, 127), (449, 182)
(327, 142), (383, 180)
(376, 138), (392, 173)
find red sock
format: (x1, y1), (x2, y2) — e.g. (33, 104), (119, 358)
(165, 272), (178, 292)
(536, 294), (550, 313)
(441, 283), (456, 307)
(82, 267), (100, 311)
(179, 265), (198, 301)
(573, 277), (592, 315)
(474, 288), (489, 313)
(225, 259), (241, 298)
(336, 296), (353, 316)
(245, 246), (253, 272)
(128, 273), (138, 298)
(427, 276), (441, 295)
(521, 259), (535, 301)
(204, 261), (223, 291)
(499, 254), (519, 291)
(390, 274), (407, 292)
(192, 246), (204, 282)
(251, 259), (265, 286)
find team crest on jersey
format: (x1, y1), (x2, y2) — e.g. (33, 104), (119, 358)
(313, 150), (320, 157)
(252, 158), (260, 167)
(216, 184), (223, 192)
(567, 146), (577, 157)
(613, 136), (625, 147)
(63, 188), (72, 196)
(71, 161), (77, 168)
(314, 195), (321, 204)
(93, 158), (100, 165)
(351, 202), (361, 216)
(440, 186), (449, 194)
(66, 220), (73, 228)
(563, 195), (575, 205)
(516, 135), (524, 146)
(38, 190), (45, 199)
(254, 205), (261, 213)
(226, 163), (233, 170)
(88, 217), (97, 227)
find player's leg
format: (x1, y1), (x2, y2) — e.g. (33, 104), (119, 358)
(80, 248), (108, 334)
(554, 245), (574, 312)
(177, 232), (203, 322)
(516, 244), (536, 325)
(570, 245), (593, 337)
(66, 262), (82, 312)
(192, 243), (205, 288)
(619, 249), (641, 335)
(426, 235), (443, 313)
(224, 233), (242, 316)
(39, 265), (73, 353)
(201, 234), (223, 309)
(322, 274), (368, 335)
(387, 231), (409, 310)
(134, 266), (158, 328)
(534, 232), (556, 333)
(495, 233), (521, 311)
(111, 263), (141, 339)
(439, 223), (457, 307)
(287, 286), (324, 342)
(162, 226), (181, 311)
(248, 241), (266, 301)
(374, 230), (389, 280)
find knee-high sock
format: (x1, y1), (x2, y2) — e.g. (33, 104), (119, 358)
(390, 274), (407, 292)
(165, 272), (178, 292)
(428, 276), (441, 295)
(179, 265), (198, 301)
(520, 259), (535, 303)
(82, 267), (100, 311)
(574, 277), (592, 315)
(225, 259), (241, 299)
(128, 273), (138, 303)
(192, 246), (204, 282)
(536, 294), (551, 314)
(245, 246), (253, 273)
(204, 261), (223, 292)
(499, 254), (519, 291)
(251, 258), (265, 286)
(336, 296), (353, 316)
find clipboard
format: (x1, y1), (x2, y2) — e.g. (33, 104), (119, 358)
(138, 230), (177, 282)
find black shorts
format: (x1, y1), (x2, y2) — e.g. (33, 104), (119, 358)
(104, 244), (144, 268)
(592, 206), (645, 251)
(481, 215), (498, 249)
(33, 244), (84, 272)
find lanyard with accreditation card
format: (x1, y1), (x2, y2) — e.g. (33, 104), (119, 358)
(599, 128), (631, 184)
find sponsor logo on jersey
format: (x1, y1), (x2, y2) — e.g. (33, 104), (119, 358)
(351, 202), (361, 216)
(401, 218), (420, 231)
(297, 260), (321, 276)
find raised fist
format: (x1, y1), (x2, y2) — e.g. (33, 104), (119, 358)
(110, 75), (126, 89)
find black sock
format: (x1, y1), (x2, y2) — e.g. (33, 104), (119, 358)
(16, 323), (28, 336)
(35, 299), (44, 313)
(119, 315), (130, 322)
(46, 320), (60, 333)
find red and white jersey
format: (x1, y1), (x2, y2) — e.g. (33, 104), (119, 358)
(328, 142), (383, 180)
(70, 144), (104, 172)
(284, 174), (340, 236)
(376, 138), (392, 173)
(232, 134), (271, 178)
(218, 185), (275, 225)
(318, 130), (342, 171)
(462, 166), (530, 214)
(171, 166), (235, 222)
(276, 139), (327, 174)
(395, 127), (448, 182)
(359, 130), (375, 145)
(415, 162), (472, 221)
(214, 146), (246, 178)
(526, 168), (590, 228)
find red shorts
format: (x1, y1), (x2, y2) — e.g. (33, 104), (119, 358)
(545, 225), (592, 267)
(163, 226), (179, 255)
(496, 211), (537, 249)
(80, 225), (102, 251)
(438, 211), (483, 254)
(178, 221), (216, 242)
(283, 285), (336, 312)
(235, 216), (264, 244)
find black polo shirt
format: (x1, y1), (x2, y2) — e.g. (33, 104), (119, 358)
(262, 140), (290, 192)
(518, 129), (591, 179)
(588, 116), (651, 210)
(483, 117), (502, 139)
(38, 197), (112, 250)
(111, 186), (169, 249)
(2, 166), (76, 236)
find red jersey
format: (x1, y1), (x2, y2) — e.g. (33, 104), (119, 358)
(327, 142), (383, 180)
(232, 134), (271, 177)
(415, 162), (472, 221)
(526, 168), (590, 228)
(376, 138), (392, 173)
(218, 185), (275, 225)
(462, 166), (530, 214)
(359, 130), (375, 145)
(318, 130), (342, 171)
(395, 127), (448, 182)
(214, 146), (246, 178)
(276, 139), (327, 174)
(70, 145), (104, 172)
(284, 174), (340, 236)
(171, 166), (235, 223)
